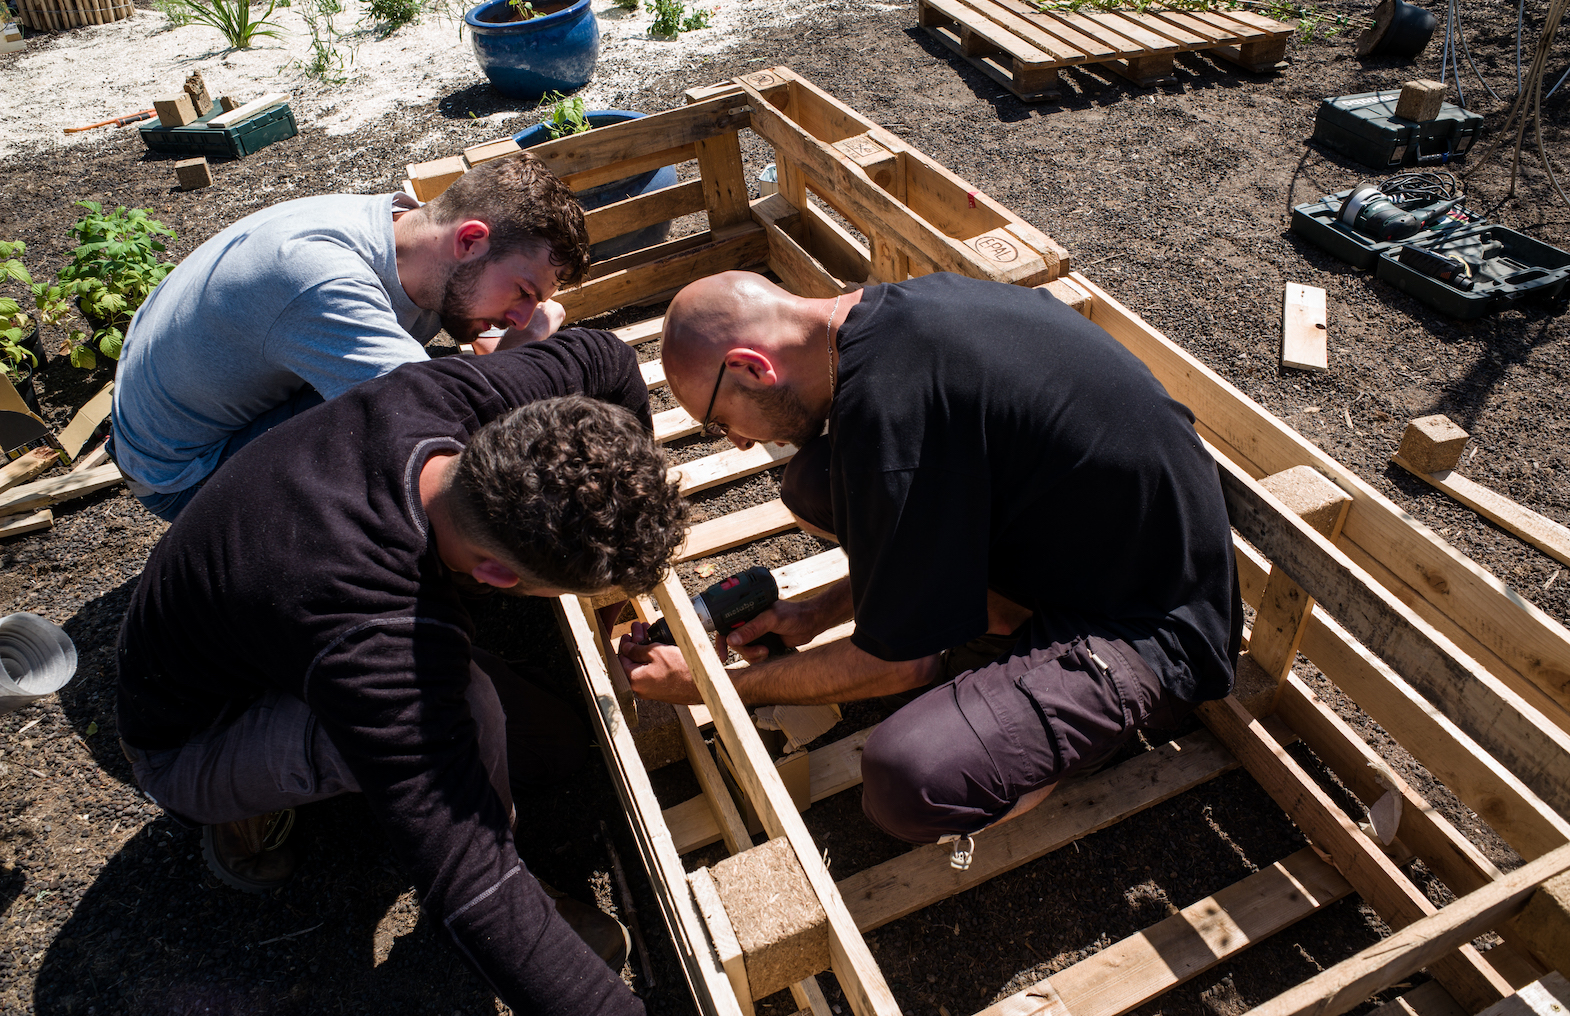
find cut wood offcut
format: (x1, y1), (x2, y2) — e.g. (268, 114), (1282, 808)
(1282, 282), (1328, 372)
(534, 66), (1570, 1016)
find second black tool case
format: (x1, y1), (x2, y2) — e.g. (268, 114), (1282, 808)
(1291, 189), (1570, 319)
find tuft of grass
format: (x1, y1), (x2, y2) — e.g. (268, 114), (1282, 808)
(364, 0), (421, 28)
(163, 0), (283, 47)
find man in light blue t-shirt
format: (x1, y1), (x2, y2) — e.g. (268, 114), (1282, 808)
(111, 154), (591, 521)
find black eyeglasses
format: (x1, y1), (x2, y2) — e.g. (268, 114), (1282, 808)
(699, 361), (728, 439)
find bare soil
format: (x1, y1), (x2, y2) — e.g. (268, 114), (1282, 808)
(2, 1), (1568, 1015)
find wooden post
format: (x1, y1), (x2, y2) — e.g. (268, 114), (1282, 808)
(1513, 872), (1570, 974)
(696, 131), (753, 235)
(1233, 465), (1351, 715)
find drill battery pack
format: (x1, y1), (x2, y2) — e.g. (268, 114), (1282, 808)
(1291, 189), (1570, 318)
(1313, 90), (1485, 171)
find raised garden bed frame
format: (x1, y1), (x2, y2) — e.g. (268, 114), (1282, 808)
(422, 65), (1570, 1016)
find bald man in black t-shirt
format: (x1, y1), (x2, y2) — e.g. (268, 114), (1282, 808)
(619, 271), (1240, 849)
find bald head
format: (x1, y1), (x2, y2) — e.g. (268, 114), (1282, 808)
(662, 272), (800, 408)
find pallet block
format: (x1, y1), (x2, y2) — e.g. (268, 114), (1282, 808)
(532, 66), (1570, 1016)
(914, 0), (1295, 100)
(175, 157), (212, 191)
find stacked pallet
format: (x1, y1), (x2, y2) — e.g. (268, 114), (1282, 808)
(424, 65), (1570, 1016)
(916, 0), (1294, 99)
(14, 0), (132, 30)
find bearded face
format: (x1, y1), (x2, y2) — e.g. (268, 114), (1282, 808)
(743, 381), (825, 450)
(438, 254), (496, 345)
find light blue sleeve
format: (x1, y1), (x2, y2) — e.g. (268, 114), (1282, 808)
(260, 274), (431, 400)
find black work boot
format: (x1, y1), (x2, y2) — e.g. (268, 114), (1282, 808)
(538, 880), (630, 970)
(201, 809), (297, 893)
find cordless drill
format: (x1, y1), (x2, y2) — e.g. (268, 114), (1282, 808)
(645, 566), (795, 658)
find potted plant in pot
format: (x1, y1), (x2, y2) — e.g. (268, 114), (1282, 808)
(513, 94), (679, 260)
(465, 0), (599, 100)
(55, 201), (178, 369)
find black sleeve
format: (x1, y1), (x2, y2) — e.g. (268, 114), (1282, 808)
(307, 623), (642, 1016)
(427, 329), (652, 431)
(838, 461), (992, 662)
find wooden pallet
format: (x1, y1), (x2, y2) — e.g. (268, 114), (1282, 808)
(916, 0), (1294, 100)
(424, 65), (1570, 1016)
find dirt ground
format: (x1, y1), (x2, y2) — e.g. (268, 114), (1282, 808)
(2, 0), (1569, 1014)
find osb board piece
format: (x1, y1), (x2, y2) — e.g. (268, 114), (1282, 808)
(710, 837), (829, 1000)
(1475, 974), (1570, 1016)
(1281, 282), (1328, 372)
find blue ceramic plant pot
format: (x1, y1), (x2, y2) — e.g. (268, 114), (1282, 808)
(515, 111), (680, 260)
(466, 0), (599, 101)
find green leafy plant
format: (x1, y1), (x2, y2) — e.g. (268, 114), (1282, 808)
(540, 91), (592, 140)
(151, 0), (195, 27)
(0, 241), (37, 382)
(645, 0), (709, 36)
(507, 0), (538, 18)
(612, 0), (637, 10)
(297, 0), (350, 81)
(363, 0), (420, 28)
(164, 0), (282, 47)
(55, 203), (178, 370)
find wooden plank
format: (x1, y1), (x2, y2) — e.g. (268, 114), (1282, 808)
(1367, 982), (1468, 1016)
(956, 0), (1087, 62)
(800, 201), (874, 287)
(926, 0), (1058, 65)
(678, 500), (798, 562)
(655, 406), (700, 443)
(774, 549), (849, 602)
(1275, 674), (1503, 897)
(839, 727), (1246, 932)
(526, 93), (749, 185)
(1203, 7), (1293, 37)
(1197, 694), (1513, 1011)
(767, 223), (853, 299)
(1050, 10), (1156, 54)
(0, 508), (51, 537)
(978, 847), (1354, 1016)
(1215, 449), (1570, 820)
(560, 227), (770, 323)
(0, 462), (123, 516)
(690, 867), (756, 1016)
(1391, 455), (1570, 570)
(1121, 9), (1212, 48)
(1244, 544), (1570, 862)
(554, 597), (747, 1016)
(1243, 842), (1570, 1016)
(1141, 9), (1233, 44)
(680, 703), (753, 855)
(0, 447), (59, 494)
(70, 438), (111, 473)
(1282, 283), (1329, 372)
(55, 381), (112, 460)
(642, 360), (666, 390)
(1476, 974), (1570, 1016)
(670, 441), (796, 496)
(1073, 272), (1570, 734)
(1276, 674), (1551, 980)
(613, 315), (665, 346)
(562, 144), (698, 193)
(665, 725), (877, 856)
(739, 79), (1031, 287)
(1000, 1), (1119, 60)
(1088, 11), (1184, 51)
(203, 92), (287, 128)
(696, 131), (754, 232)
(584, 179), (706, 249)
(653, 571), (902, 1016)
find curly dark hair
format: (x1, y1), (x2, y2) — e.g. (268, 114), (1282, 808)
(423, 153), (591, 287)
(451, 395), (689, 594)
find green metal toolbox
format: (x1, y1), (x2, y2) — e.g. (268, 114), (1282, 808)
(139, 102), (298, 160)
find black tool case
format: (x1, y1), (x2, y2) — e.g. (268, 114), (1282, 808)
(1313, 90), (1485, 170)
(1376, 225), (1570, 318)
(1291, 189), (1570, 318)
